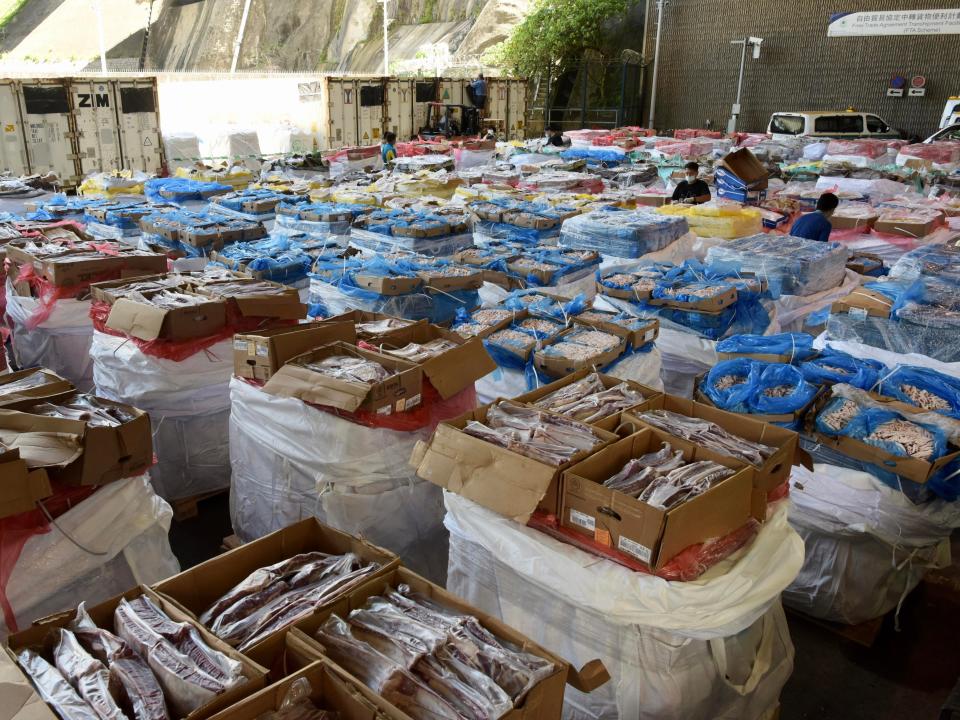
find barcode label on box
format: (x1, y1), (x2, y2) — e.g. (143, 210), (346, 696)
(569, 509), (596, 532)
(255, 344), (269, 357)
(848, 307), (868, 320)
(644, 330), (656, 343)
(618, 535), (652, 563)
(233, 339), (247, 351)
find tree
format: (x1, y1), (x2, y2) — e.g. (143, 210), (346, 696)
(495, 0), (632, 77)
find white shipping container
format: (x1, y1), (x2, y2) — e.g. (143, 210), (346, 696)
(0, 80), (29, 176)
(325, 77), (359, 149)
(114, 79), (164, 174)
(385, 79), (415, 141)
(507, 79), (527, 139)
(69, 78), (122, 176)
(356, 79), (385, 146)
(17, 79), (79, 186)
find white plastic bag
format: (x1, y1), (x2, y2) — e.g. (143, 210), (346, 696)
(444, 494), (801, 719)
(89, 331), (233, 500)
(0, 475), (179, 639)
(784, 464), (960, 624)
(229, 378), (447, 582)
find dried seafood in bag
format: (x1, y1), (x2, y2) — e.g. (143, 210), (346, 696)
(300, 355), (394, 384)
(53, 629), (127, 720)
(254, 678), (338, 720)
(29, 394), (137, 427)
(636, 410), (775, 466)
(638, 461), (734, 509)
(381, 339), (459, 363)
(17, 649), (101, 720)
(533, 373), (645, 423)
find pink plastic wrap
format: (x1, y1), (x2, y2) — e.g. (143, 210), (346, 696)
(673, 129), (723, 140)
(654, 139), (717, 158)
(825, 139), (889, 159)
(898, 141), (960, 164)
(396, 141), (452, 157)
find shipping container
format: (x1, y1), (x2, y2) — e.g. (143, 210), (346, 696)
(17, 78), (79, 186)
(68, 78), (123, 177)
(0, 80), (29, 176)
(114, 78), (165, 173)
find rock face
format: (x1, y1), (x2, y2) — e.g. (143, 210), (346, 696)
(144, 0), (528, 72)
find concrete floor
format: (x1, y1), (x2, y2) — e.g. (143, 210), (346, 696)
(170, 494), (960, 720)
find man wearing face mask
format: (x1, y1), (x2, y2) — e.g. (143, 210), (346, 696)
(671, 161), (711, 204)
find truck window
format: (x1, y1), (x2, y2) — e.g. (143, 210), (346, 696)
(814, 115), (863, 134)
(939, 126), (960, 141)
(866, 115), (889, 133)
(770, 114), (804, 135)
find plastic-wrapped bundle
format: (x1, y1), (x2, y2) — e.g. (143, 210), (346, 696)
(706, 234), (849, 297)
(826, 312), (960, 364)
(213, 237), (314, 285)
(888, 243), (960, 283)
(210, 188), (309, 217)
(559, 147), (627, 166)
(800, 350), (886, 390)
(704, 359), (817, 420)
(558, 209), (689, 258)
(502, 289), (589, 321)
(877, 365), (960, 419)
(655, 203), (762, 239)
(144, 177), (231, 204)
(716, 333), (816, 362)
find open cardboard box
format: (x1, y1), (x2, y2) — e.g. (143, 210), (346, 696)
(352, 274), (423, 296)
(233, 322), (357, 382)
(416, 267), (485, 293)
(715, 148), (769, 191)
(806, 390), (960, 484)
(562, 427), (755, 569)
(572, 311), (659, 349)
(153, 519), (398, 657)
(620, 394), (800, 496)
(453, 306), (527, 340)
(692, 373), (826, 427)
(106, 291), (228, 342)
(0, 447), (51, 520)
(596, 278), (654, 303)
(846, 253), (884, 275)
(263, 341), (423, 415)
(90, 273), (187, 304)
(511, 368), (662, 432)
(410, 399), (617, 519)
(321, 310), (421, 341)
(5, 586), (268, 720)
(195, 279), (307, 320)
(10, 246), (167, 287)
(533, 328), (628, 380)
(272, 566), (609, 720)
(0, 368), (74, 409)
(0, 395), (153, 487)
(366, 323), (496, 399)
(830, 287), (894, 319)
(647, 283), (738, 312)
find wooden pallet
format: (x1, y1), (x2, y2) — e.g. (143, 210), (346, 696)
(786, 607), (885, 648)
(171, 489), (227, 522)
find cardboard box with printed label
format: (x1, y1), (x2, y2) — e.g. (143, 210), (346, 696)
(532, 327), (628, 380)
(572, 311), (659, 349)
(5, 586), (268, 720)
(830, 287), (894, 319)
(410, 400), (617, 518)
(369, 323), (497, 399)
(0, 368), (74, 409)
(262, 341), (423, 415)
(0, 395), (153, 487)
(561, 427), (754, 569)
(153, 518), (398, 656)
(0, 447), (51, 520)
(265, 565), (609, 720)
(233, 322), (357, 382)
(715, 148), (769, 191)
(511, 369), (662, 432)
(106, 291), (228, 342)
(621, 394), (800, 497)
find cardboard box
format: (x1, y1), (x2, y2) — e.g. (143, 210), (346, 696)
(274, 566), (609, 720)
(0, 450), (51, 519)
(0, 395), (153, 487)
(196, 279), (307, 321)
(831, 212), (878, 231)
(846, 253), (884, 276)
(533, 328), (627, 379)
(371, 323), (496, 399)
(807, 391), (960, 484)
(596, 278), (655, 303)
(570, 310), (660, 348)
(561, 427), (754, 569)
(352, 274), (423, 296)
(0, 641), (53, 720)
(8, 245), (167, 287)
(693, 373), (825, 427)
(634, 194), (671, 207)
(621, 394), (799, 495)
(715, 148), (769, 191)
(322, 310), (420, 341)
(416, 267), (485, 293)
(511, 369), (662, 432)
(233, 322), (357, 382)
(263, 341), (423, 415)
(830, 287), (894, 319)
(410, 400), (617, 519)
(106, 292), (228, 342)
(5, 586), (267, 720)
(153, 518), (398, 654)
(90, 273), (186, 304)
(874, 215), (941, 238)
(0, 368), (74, 409)
(647, 283), (738, 312)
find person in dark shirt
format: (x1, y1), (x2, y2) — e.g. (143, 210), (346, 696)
(546, 126), (569, 148)
(671, 162), (711, 204)
(470, 73), (488, 110)
(791, 192), (839, 242)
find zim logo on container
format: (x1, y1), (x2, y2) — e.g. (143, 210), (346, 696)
(77, 93), (110, 108)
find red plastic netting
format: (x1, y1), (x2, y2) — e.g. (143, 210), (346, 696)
(0, 483), (97, 632)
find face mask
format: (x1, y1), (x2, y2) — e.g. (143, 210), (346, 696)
(686, 175), (697, 183)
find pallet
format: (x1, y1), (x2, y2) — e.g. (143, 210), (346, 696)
(786, 607), (885, 648)
(171, 489), (228, 522)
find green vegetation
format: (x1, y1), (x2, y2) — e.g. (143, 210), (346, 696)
(0, 0), (29, 30)
(496, 0), (631, 76)
(420, 0), (437, 23)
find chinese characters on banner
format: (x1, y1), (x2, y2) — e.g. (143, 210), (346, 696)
(828, 9), (960, 36)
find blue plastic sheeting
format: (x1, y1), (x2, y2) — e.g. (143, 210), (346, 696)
(213, 235), (319, 284)
(350, 228), (474, 257)
(800, 351), (886, 390)
(502, 289), (589, 321)
(25, 194), (101, 220)
(706, 233), (849, 298)
(703, 359), (816, 416)
(877, 365), (960, 419)
(716, 333), (816, 361)
(278, 201), (371, 222)
(212, 188), (309, 216)
(559, 209), (688, 258)
(274, 213), (351, 241)
(473, 219), (561, 244)
(144, 177), (232, 204)
(559, 147), (627, 165)
(141, 231), (206, 258)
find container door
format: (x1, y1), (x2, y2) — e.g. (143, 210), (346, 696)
(18, 79), (79, 186)
(69, 78), (122, 175)
(357, 79), (385, 147)
(386, 79), (416, 141)
(114, 78), (164, 174)
(508, 79), (527, 139)
(413, 79), (437, 135)
(325, 78), (359, 149)
(439, 78), (466, 106)
(0, 81), (29, 175)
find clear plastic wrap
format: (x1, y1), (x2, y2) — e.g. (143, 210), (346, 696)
(144, 178), (231, 204)
(559, 209), (688, 258)
(706, 234), (850, 297)
(655, 203), (763, 239)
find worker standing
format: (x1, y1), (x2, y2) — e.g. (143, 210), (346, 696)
(546, 126), (569, 148)
(381, 131), (397, 165)
(470, 73), (488, 112)
(791, 192), (839, 242)
(671, 162), (711, 204)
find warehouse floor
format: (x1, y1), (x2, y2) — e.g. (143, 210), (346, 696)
(170, 495), (960, 720)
